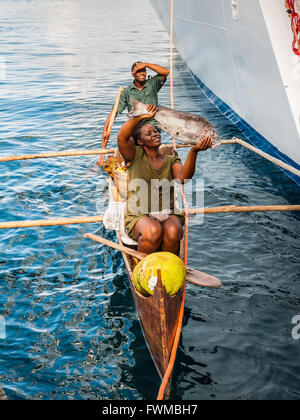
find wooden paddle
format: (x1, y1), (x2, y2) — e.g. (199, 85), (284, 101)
(83, 232), (222, 288)
(97, 87), (124, 167)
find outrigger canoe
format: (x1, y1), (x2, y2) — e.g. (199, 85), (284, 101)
(116, 232), (184, 398)
(89, 149), (221, 398)
(92, 150), (222, 399)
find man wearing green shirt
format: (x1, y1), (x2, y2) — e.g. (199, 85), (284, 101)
(102, 62), (169, 147)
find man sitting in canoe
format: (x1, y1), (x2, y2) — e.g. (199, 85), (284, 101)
(117, 105), (212, 256)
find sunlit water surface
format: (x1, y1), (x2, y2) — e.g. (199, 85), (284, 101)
(0, 0), (300, 400)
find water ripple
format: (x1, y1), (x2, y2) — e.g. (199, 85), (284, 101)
(0, 0), (299, 401)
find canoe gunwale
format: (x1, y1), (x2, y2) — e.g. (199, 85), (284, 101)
(116, 232), (184, 383)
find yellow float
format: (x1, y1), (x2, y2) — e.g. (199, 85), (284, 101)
(133, 252), (186, 297)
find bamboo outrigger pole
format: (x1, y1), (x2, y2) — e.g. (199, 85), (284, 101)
(0, 216), (104, 230)
(221, 138), (300, 179)
(189, 204), (300, 215)
(0, 148), (117, 163)
(1, 138), (299, 180)
(0, 205), (299, 230)
(0, 145), (190, 163)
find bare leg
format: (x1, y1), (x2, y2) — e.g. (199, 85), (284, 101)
(161, 216), (183, 255)
(133, 216), (163, 254)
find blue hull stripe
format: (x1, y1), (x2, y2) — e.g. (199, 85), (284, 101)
(191, 72), (300, 185)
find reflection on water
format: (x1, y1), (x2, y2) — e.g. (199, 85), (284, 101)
(0, 0), (300, 401)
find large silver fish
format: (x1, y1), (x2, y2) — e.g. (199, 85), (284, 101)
(128, 98), (220, 149)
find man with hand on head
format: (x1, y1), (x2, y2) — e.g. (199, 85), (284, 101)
(117, 62), (169, 115)
(101, 62), (169, 148)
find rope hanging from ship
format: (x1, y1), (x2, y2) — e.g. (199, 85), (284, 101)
(157, 0), (189, 401)
(286, 0), (300, 55)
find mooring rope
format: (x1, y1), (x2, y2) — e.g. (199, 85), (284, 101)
(157, 0), (187, 400)
(286, 0), (300, 55)
(168, 0), (189, 267)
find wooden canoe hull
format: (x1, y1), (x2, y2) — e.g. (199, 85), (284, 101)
(117, 233), (184, 381)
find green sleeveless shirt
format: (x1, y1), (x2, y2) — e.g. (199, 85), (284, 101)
(124, 146), (184, 240)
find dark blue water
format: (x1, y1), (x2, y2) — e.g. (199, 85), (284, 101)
(0, 0), (300, 400)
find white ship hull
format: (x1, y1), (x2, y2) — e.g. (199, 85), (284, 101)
(150, 0), (300, 183)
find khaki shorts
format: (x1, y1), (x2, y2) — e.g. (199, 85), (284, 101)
(124, 213), (185, 241)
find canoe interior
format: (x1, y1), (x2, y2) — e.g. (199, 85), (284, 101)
(116, 232), (184, 382)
